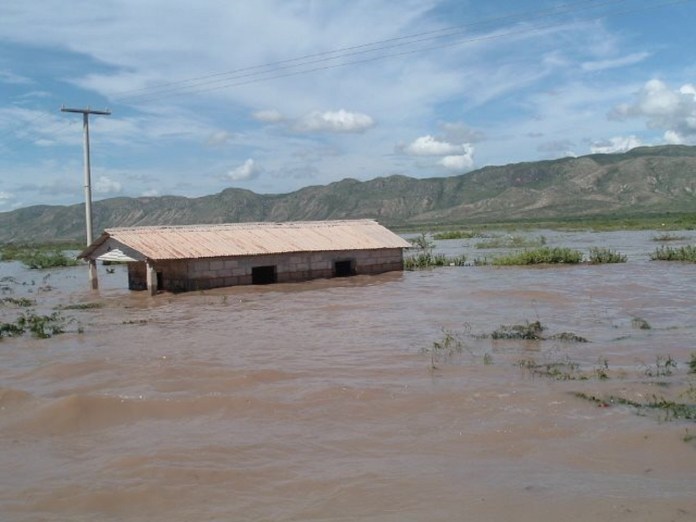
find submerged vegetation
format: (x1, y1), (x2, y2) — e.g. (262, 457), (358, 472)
(487, 321), (588, 342)
(475, 234), (546, 249)
(652, 233), (687, 242)
(432, 230), (483, 240)
(423, 329), (468, 370)
(405, 233), (466, 270)
(56, 302), (104, 310)
(0, 297), (35, 307)
(404, 252), (466, 270)
(0, 244), (81, 269)
(0, 311), (72, 339)
(491, 247), (583, 266)
(574, 392), (696, 422)
(421, 316), (695, 429)
(650, 245), (696, 262)
(587, 247), (627, 264)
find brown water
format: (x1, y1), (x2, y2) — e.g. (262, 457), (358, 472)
(1, 230), (695, 521)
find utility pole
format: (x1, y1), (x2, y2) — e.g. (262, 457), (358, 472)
(61, 106), (111, 290)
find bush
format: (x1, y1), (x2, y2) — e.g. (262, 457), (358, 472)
(588, 247), (627, 264)
(492, 247), (583, 265)
(432, 230), (482, 240)
(475, 235), (546, 249)
(650, 245), (696, 262)
(404, 253), (466, 270)
(0, 312), (68, 339)
(0, 244), (80, 269)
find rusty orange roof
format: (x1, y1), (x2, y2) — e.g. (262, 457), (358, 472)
(80, 220), (410, 261)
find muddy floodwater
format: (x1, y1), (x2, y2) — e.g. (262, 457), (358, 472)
(1, 230), (695, 521)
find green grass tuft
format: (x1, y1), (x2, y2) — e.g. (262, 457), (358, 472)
(432, 230), (483, 240)
(0, 244), (80, 269)
(650, 245), (696, 262)
(492, 247), (583, 265)
(404, 253), (466, 270)
(588, 247), (627, 264)
(475, 235), (546, 249)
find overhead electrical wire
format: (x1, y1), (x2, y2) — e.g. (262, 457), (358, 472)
(0, 0), (691, 147)
(115, 0), (641, 103)
(113, 0), (688, 104)
(114, 0), (632, 101)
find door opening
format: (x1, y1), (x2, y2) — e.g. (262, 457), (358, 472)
(252, 265), (277, 285)
(334, 260), (355, 277)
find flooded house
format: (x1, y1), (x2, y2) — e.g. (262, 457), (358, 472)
(78, 219), (411, 294)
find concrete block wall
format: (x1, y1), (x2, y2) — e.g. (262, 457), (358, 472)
(127, 248), (404, 292)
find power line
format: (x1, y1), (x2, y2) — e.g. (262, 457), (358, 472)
(115, 0), (628, 101)
(115, 0), (690, 104)
(1, 0), (691, 145)
(116, 0), (637, 103)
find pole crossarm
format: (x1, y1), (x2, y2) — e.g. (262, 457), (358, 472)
(60, 106), (111, 116)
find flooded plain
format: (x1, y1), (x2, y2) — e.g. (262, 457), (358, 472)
(1, 230), (695, 521)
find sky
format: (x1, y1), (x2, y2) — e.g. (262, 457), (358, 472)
(1, 0), (696, 211)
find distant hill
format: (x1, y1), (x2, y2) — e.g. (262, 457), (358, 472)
(1, 145), (695, 243)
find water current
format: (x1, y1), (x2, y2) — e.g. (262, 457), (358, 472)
(1, 230), (694, 521)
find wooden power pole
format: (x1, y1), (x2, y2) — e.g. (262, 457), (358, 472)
(60, 106), (111, 290)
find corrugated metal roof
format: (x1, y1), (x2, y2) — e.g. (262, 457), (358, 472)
(80, 220), (410, 261)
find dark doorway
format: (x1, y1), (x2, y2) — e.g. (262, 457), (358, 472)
(156, 271), (163, 290)
(334, 260), (355, 277)
(252, 265), (277, 285)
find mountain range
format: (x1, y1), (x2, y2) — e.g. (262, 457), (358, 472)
(1, 145), (695, 243)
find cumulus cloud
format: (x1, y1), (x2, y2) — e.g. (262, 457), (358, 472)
(141, 189), (160, 197)
(0, 191), (14, 208)
(609, 79), (696, 143)
(94, 176), (122, 194)
(590, 135), (642, 154)
(405, 135), (470, 156)
(439, 152), (474, 171)
(401, 134), (475, 171)
(227, 159), (260, 181)
(295, 109), (374, 133)
(253, 109), (285, 123)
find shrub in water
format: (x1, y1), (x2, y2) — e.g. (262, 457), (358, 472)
(650, 245), (696, 262)
(492, 247), (583, 265)
(588, 247), (627, 264)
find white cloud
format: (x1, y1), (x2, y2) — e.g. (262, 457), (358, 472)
(439, 152), (474, 171)
(2, 2), (695, 208)
(141, 189), (160, 197)
(253, 109), (285, 123)
(227, 159), (260, 181)
(207, 131), (236, 146)
(0, 191), (15, 208)
(405, 135), (469, 156)
(295, 110), (374, 133)
(0, 69), (32, 85)
(590, 135), (642, 154)
(93, 176), (122, 194)
(609, 79), (696, 141)
(581, 52), (650, 72)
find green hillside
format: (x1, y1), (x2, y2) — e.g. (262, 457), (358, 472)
(1, 145), (695, 243)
